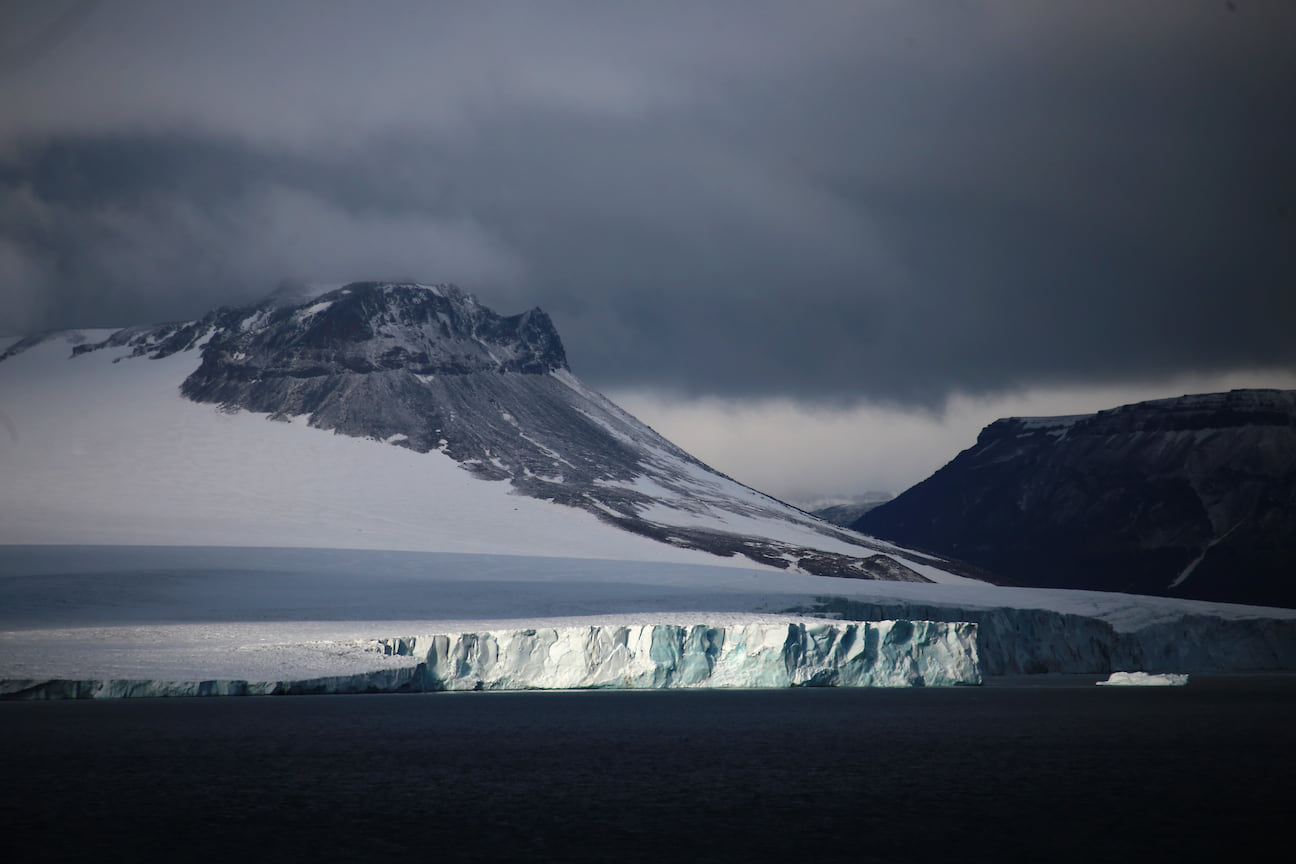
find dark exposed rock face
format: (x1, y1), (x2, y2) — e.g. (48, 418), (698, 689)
(854, 390), (1296, 608)
(69, 282), (938, 581)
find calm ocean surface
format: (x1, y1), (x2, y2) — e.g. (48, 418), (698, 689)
(3, 676), (1293, 863)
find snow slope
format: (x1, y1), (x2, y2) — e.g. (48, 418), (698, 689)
(0, 331), (730, 562)
(0, 314), (978, 582)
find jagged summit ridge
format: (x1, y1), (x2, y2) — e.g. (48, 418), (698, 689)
(69, 282), (593, 460)
(83, 281), (567, 377)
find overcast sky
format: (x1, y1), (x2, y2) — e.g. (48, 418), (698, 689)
(2, 1), (1294, 502)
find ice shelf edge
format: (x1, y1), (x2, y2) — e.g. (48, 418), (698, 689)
(0, 620), (981, 699)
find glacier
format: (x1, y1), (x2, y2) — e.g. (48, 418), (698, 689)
(0, 620), (981, 699)
(2, 547), (1295, 698)
(394, 621), (980, 690)
(805, 595), (1296, 675)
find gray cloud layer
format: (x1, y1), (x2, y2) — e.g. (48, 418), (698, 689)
(2, 1), (1293, 405)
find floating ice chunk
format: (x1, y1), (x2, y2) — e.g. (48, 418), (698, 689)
(1097, 671), (1189, 687)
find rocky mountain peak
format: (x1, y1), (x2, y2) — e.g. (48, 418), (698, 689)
(195, 281), (567, 386)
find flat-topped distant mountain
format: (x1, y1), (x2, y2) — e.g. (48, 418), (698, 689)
(0, 281), (972, 584)
(807, 494), (894, 528)
(854, 390), (1296, 607)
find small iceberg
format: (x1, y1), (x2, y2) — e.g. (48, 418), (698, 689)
(1097, 671), (1189, 687)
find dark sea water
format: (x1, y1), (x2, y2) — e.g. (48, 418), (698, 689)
(2, 676), (1293, 863)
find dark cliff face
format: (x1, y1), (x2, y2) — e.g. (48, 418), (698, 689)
(854, 390), (1296, 608)
(66, 282), (934, 581)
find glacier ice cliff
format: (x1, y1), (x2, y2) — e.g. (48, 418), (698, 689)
(389, 620), (980, 690)
(0, 620), (980, 699)
(805, 597), (1296, 675)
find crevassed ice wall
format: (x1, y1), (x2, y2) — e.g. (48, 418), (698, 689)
(388, 620), (980, 690)
(809, 599), (1296, 675)
(0, 620), (981, 700)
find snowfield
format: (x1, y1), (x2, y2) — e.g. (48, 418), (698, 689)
(0, 333), (727, 562)
(0, 325), (972, 581)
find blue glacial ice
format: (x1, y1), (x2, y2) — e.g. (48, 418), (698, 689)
(388, 620), (980, 691)
(1, 620), (980, 699)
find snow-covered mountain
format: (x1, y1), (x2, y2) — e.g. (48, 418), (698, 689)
(4, 293), (1296, 692)
(855, 390), (1296, 608)
(0, 281), (969, 583)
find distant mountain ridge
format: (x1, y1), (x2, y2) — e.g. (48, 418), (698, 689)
(854, 389), (1296, 607)
(808, 495), (893, 528)
(1, 282), (974, 583)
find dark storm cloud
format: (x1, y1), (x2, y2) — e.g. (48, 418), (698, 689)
(1, 1), (1293, 406)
